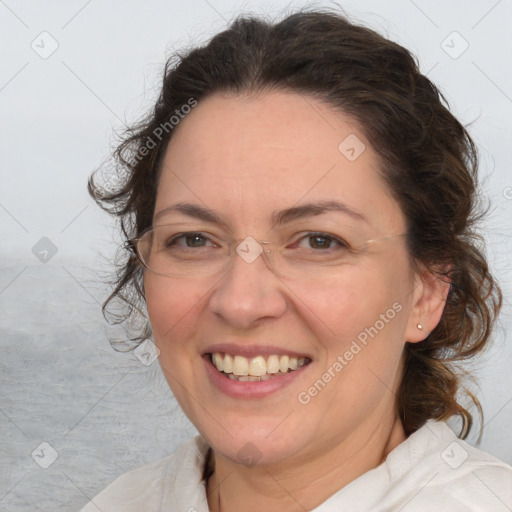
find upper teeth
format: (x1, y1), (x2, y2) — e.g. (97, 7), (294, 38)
(212, 353), (308, 377)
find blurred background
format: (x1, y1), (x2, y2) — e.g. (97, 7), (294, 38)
(1, 0), (511, 510)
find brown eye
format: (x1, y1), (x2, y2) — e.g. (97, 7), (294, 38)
(308, 235), (333, 249)
(294, 233), (347, 250)
(184, 233), (207, 247)
(167, 232), (213, 248)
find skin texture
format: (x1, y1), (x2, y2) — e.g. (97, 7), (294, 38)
(143, 91), (450, 511)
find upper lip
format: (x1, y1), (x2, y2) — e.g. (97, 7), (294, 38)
(202, 343), (312, 360)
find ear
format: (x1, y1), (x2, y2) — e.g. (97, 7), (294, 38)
(405, 265), (451, 343)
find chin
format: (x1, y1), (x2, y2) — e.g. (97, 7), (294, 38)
(194, 411), (317, 468)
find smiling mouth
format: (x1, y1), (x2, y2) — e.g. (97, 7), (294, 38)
(209, 352), (311, 382)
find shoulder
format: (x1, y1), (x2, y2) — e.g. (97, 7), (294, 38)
(383, 420), (512, 511)
(79, 436), (210, 512)
(318, 420), (511, 511)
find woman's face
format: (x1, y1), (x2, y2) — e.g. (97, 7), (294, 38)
(144, 91), (426, 466)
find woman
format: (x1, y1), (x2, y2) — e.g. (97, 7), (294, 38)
(81, 9), (512, 511)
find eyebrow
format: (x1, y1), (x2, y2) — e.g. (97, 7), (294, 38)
(154, 203), (223, 224)
(271, 200), (369, 227)
(154, 200), (369, 227)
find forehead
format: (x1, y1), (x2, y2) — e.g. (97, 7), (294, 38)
(155, 91), (405, 234)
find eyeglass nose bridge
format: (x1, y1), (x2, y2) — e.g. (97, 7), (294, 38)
(230, 237), (289, 282)
(233, 236), (273, 265)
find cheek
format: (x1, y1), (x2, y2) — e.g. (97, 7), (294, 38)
(144, 276), (208, 410)
(144, 275), (206, 345)
(301, 259), (411, 352)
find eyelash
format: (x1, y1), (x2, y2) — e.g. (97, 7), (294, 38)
(167, 232), (216, 248)
(167, 232), (349, 250)
(291, 232), (348, 249)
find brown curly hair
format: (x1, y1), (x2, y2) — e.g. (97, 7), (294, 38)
(89, 9), (502, 438)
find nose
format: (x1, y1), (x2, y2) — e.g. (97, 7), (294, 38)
(208, 247), (288, 329)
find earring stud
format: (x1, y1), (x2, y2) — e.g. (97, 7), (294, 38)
(417, 324), (423, 330)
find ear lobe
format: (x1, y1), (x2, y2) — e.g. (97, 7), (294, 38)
(405, 267), (451, 343)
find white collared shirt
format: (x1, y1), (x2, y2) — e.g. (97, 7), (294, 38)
(79, 420), (512, 511)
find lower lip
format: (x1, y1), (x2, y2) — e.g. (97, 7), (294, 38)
(203, 355), (311, 399)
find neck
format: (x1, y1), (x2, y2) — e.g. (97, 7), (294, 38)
(206, 414), (406, 512)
